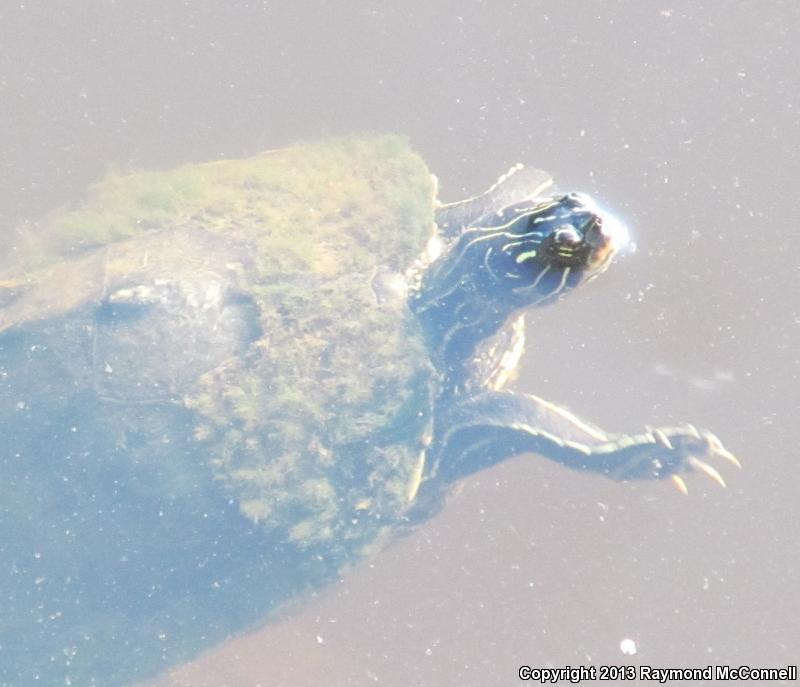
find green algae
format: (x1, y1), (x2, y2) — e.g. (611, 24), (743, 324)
(13, 134), (433, 278)
(4, 134), (439, 555)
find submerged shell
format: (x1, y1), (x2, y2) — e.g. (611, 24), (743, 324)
(2, 134), (440, 559)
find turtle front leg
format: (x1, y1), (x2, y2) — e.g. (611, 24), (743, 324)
(430, 390), (740, 492)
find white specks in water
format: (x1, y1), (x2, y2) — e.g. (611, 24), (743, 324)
(316, 635), (324, 645)
(424, 638), (441, 657)
(620, 637), (637, 655)
(625, 282), (655, 303)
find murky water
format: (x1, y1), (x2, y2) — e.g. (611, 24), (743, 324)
(2, 3), (798, 686)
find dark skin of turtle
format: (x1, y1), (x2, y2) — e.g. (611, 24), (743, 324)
(416, 180), (739, 503)
(0, 136), (738, 685)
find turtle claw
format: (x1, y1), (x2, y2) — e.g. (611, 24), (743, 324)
(704, 432), (742, 468)
(650, 427), (673, 450)
(689, 456), (727, 489)
(670, 474), (689, 495)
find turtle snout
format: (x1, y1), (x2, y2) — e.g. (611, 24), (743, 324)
(542, 224), (591, 267)
(553, 225), (582, 246)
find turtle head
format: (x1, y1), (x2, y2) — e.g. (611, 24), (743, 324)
(412, 189), (628, 369)
(493, 192), (629, 304)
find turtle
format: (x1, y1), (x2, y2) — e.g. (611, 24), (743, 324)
(0, 134), (738, 685)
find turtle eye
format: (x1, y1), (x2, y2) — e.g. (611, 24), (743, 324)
(583, 216), (607, 247)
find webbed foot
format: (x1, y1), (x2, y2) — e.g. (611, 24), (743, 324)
(593, 424), (741, 491)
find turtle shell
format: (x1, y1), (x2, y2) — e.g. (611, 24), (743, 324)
(0, 135), (443, 684)
(1, 134), (439, 561)
(180, 137), (440, 555)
